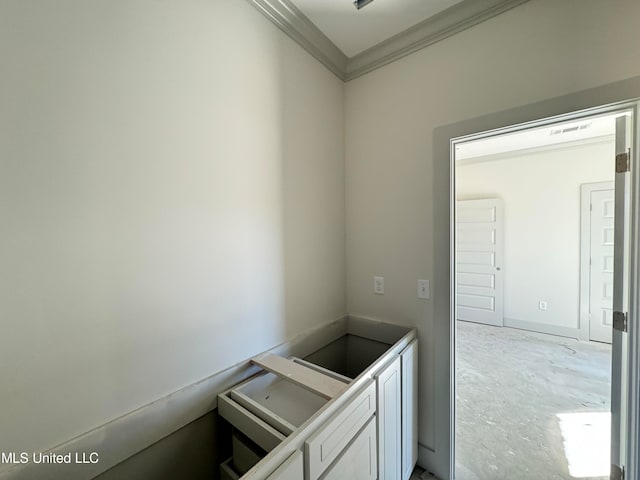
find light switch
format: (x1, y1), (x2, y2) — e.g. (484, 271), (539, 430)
(374, 276), (384, 295)
(418, 279), (430, 299)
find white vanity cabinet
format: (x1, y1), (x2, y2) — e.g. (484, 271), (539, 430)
(217, 318), (418, 480)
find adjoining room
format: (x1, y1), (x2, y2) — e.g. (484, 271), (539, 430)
(454, 113), (619, 479)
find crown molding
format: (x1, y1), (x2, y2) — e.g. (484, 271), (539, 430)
(245, 0), (530, 82)
(246, 0), (348, 80)
(345, 0), (530, 81)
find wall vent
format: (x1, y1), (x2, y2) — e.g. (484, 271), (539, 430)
(550, 123), (591, 136)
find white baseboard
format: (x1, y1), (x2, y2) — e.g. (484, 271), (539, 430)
(503, 317), (582, 340)
(0, 316), (348, 480)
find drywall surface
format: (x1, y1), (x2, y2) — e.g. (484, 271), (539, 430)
(0, 0), (344, 470)
(457, 140), (614, 332)
(344, 0), (640, 477)
(94, 412), (221, 480)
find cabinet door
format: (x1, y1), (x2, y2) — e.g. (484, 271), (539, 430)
(376, 355), (402, 480)
(401, 340), (418, 480)
(265, 451), (303, 480)
(305, 380), (376, 480)
(321, 417), (377, 480)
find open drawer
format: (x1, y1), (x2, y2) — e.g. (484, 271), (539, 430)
(227, 371), (330, 435)
(218, 353), (350, 459)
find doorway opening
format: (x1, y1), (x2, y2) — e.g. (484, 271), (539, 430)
(451, 108), (632, 480)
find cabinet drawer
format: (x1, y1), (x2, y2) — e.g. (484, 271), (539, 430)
(218, 393), (286, 452)
(232, 371), (329, 433)
(305, 379), (376, 480)
(219, 368), (331, 453)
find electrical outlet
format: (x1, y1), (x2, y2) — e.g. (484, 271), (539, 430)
(418, 279), (430, 299)
(539, 300), (548, 311)
(374, 276), (384, 295)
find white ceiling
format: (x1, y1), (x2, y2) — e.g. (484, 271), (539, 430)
(289, 0), (465, 57)
(455, 113), (622, 161)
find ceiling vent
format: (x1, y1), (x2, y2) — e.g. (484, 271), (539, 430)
(550, 123), (591, 136)
(353, 0), (375, 10)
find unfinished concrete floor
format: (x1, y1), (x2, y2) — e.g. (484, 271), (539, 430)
(456, 321), (611, 480)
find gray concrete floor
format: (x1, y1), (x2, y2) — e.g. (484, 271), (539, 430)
(456, 321), (611, 480)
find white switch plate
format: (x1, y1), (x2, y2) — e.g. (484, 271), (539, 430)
(418, 279), (430, 299)
(539, 300), (548, 311)
(374, 276), (384, 295)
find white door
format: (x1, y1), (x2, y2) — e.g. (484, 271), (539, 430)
(610, 113), (632, 479)
(588, 186), (616, 343)
(456, 199), (504, 327)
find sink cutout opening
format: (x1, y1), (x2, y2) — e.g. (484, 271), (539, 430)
(304, 334), (392, 379)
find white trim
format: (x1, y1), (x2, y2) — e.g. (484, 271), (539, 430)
(244, 0), (529, 82)
(503, 317), (581, 340)
(448, 120), (457, 480)
(244, 0), (348, 80)
(345, 0), (529, 81)
(580, 181), (616, 343)
(625, 100), (640, 480)
(0, 316), (349, 480)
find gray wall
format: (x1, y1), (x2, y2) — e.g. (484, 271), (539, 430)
(344, 0), (640, 477)
(94, 412), (225, 480)
(0, 0), (345, 469)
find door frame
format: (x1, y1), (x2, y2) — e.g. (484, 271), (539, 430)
(580, 181), (615, 342)
(446, 101), (640, 480)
